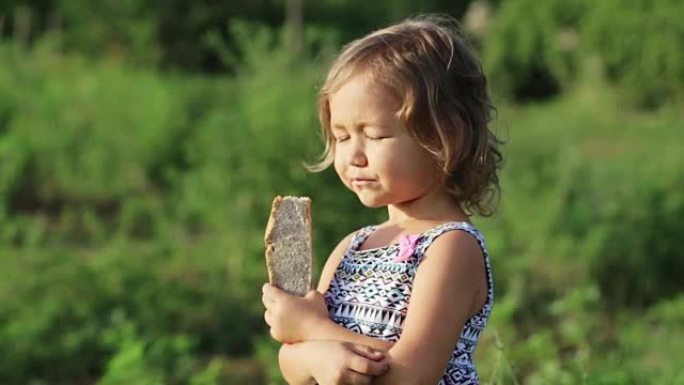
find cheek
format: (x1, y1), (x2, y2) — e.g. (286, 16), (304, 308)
(333, 152), (351, 186)
(387, 145), (439, 185)
(333, 152), (344, 175)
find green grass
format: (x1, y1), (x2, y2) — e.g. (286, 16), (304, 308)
(0, 36), (682, 384)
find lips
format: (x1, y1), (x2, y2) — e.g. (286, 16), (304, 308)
(350, 177), (377, 189)
(350, 177), (377, 183)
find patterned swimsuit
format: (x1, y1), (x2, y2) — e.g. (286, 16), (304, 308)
(324, 222), (494, 385)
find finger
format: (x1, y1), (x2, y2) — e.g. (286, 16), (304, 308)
(262, 283), (285, 306)
(347, 354), (389, 376)
(261, 292), (274, 308)
(348, 344), (385, 361)
(263, 310), (272, 326)
(342, 370), (373, 385)
(263, 283), (278, 299)
(264, 283), (284, 294)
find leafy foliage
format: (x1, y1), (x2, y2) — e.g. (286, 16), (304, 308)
(483, 0), (684, 107)
(0, 2), (682, 384)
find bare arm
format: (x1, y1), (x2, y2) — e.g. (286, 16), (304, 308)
(278, 343), (316, 385)
(273, 229), (486, 383)
(312, 232), (394, 352)
(265, 230), (393, 351)
(276, 232), (392, 384)
(279, 340), (389, 385)
(372, 231), (487, 384)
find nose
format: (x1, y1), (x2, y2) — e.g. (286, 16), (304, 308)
(346, 138), (367, 167)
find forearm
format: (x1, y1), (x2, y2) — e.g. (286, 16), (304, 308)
(371, 359), (422, 385)
(372, 344), (446, 385)
(310, 319), (394, 352)
(278, 343), (316, 385)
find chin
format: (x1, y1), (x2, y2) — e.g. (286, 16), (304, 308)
(360, 201), (385, 209)
(356, 194), (387, 209)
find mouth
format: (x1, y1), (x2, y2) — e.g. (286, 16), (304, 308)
(350, 178), (377, 186)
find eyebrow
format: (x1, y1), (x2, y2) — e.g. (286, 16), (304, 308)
(331, 121), (378, 131)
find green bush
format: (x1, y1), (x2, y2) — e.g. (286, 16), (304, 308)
(0, 40), (185, 218)
(475, 84), (683, 383)
(483, 0), (587, 100)
(483, 0), (684, 107)
(580, 0), (684, 107)
(0, 23), (379, 384)
(1, 15), (682, 385)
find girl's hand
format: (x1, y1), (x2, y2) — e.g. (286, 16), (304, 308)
(262, 283), (330, 343)
(310, 341), (390, 385)
(283, 340), (390, 385)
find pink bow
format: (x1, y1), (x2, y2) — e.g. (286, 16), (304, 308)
(393, 234), (421, 263)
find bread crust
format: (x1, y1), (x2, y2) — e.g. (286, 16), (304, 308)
(264, 195), (283, 286)
(264, 196), (312, 296)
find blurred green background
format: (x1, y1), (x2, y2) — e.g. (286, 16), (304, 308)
(0, 0), (682, 384)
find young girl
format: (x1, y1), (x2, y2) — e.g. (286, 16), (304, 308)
(262, 14), (502, 385)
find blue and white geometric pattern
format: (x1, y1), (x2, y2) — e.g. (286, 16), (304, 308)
(324, 222), (494, 385)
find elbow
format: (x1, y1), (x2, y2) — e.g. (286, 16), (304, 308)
(375, 375), (439, 385)
(377, 342), (449, 385)
(395, 375), (442, 385)
(375, 363), (443, 385)
(400, 374), (443, 385)
(278, 344), (315, 385)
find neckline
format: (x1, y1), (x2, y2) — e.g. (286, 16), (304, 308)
(353, 221), (474, 254)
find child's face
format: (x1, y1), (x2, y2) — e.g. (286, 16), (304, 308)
(329, 75), (442, 208)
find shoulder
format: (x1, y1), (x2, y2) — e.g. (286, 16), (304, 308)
(330, 231), (357, 259)
(421, 226), (484, 266)
(412, 224), (489, 314)
(386, 228), (487, 382)
(417, 227), (486, 294)
(315, 229), (361, 293)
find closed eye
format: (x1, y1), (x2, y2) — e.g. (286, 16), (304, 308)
(367, 135), (389, 141)
(334, 135), (350, 143)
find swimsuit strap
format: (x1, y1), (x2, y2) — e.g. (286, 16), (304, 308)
(348, 225), (379, 253)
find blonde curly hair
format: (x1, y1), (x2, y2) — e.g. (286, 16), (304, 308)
(310, 14), (504, 217)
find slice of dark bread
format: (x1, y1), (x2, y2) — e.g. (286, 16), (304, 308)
(264, 196), (312, 297)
